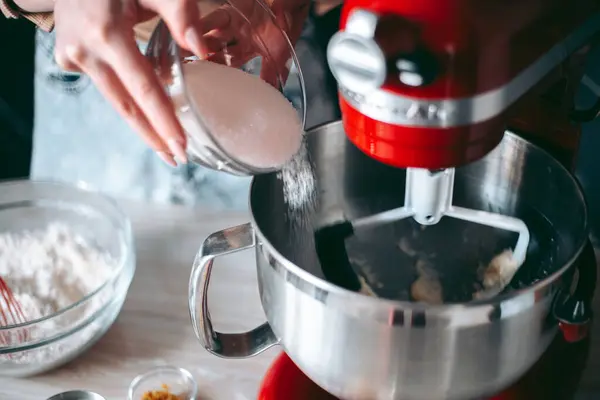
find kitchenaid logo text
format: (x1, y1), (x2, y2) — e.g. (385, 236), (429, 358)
(341, 87), (457, 126)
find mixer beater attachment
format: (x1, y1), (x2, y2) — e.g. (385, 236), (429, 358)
(317, 167), (531, 301)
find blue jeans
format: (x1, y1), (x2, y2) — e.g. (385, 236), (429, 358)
(31, 30), (251, 210)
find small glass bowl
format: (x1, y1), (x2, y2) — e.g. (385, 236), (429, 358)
(128, 366), (199, 400)
(146, 0), (306, 176)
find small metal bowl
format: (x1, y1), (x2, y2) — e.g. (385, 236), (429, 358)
(128, 366), (198, 400)
(46, 390), (106, 400)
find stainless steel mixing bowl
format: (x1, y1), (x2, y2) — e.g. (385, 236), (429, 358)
(189, 121), (590, 400)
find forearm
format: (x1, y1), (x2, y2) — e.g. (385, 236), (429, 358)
(12, 0), (53, 13)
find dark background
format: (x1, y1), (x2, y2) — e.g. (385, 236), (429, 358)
(573, 48), (600, 239)
(0, 17), (34, 181)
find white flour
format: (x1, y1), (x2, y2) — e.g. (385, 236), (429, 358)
(0, 223), (115, 368)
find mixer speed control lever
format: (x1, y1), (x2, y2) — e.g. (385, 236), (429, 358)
(327, 9), (387, 94)
(327, 9), (438, 93)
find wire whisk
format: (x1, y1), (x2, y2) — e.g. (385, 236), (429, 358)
(0, 277), (29, 346)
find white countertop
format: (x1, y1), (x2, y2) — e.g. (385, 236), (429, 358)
(1, 201), (278, 400)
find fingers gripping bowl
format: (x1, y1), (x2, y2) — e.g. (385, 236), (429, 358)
(189, 122), (592, 400)
(0, 180), (135, 377)
(146, 0), (307, 176)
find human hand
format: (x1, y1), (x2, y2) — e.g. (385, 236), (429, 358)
(53, 0), (211, 166)
(53, 0), (309, 167)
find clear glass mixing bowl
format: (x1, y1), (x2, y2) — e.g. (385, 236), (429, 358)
(146, 0), (307, 176)
(0, 180), (135, 377)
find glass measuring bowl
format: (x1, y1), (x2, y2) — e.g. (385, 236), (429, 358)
(146, 0), (307, 176)
(128, 366), (198, 400)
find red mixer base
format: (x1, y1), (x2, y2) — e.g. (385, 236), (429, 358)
(258, 334), (591, 400)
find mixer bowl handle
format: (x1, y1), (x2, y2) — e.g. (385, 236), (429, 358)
(189, 223), (279, 358)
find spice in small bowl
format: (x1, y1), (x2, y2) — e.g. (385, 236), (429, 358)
(141, 383), (183, 400)
(128, 366), (198, 400)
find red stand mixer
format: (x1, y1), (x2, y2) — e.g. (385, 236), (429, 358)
(260, 0), (600, 399)
(323, 0), (600, 284)
(322, 0), (600, 280)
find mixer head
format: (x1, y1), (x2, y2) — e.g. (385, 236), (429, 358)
(326, 0), (600, 170)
